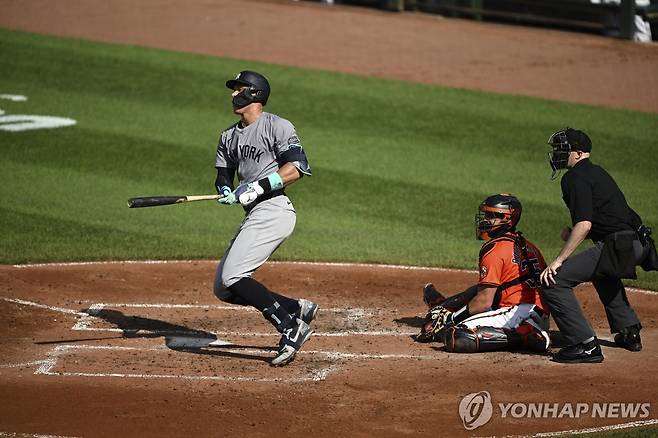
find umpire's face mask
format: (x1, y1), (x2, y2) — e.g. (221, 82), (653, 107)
(547, 131), (571, 180)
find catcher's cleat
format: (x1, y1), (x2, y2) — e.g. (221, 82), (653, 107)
(423, 283), (446, 308)
(271, 319), (313, 367)
(297, 298), (319, 326)
(524, 328), (551, 353)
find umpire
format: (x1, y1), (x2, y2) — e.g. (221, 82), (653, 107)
(540, 128), (652, 364)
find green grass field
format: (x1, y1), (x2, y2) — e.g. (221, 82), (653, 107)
(1, 28), (657, 289)
(578, 425), (658, 437)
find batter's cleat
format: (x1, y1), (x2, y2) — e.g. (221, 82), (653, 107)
(271, 319), (313, 367)
(423, 283), (446, 308)
(552, 338), (604, 364)
(297, 298), (319, 326)
(614, 324), (642, 352)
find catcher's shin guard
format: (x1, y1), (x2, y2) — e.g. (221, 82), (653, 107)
(443, 325), (509, 353)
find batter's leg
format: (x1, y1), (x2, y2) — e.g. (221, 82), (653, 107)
(270, 291), (301, 315)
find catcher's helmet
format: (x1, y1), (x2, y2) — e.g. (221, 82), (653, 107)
(225, 70), (270, 108)
(547, 128), (591, 179)
(475, 194), (522, 240)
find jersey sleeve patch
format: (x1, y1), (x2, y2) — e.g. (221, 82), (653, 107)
(478, 240), (507, 287)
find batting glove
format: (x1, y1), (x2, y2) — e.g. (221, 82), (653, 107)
(216, 185), (236, 205)
(234, 182), (265, 206)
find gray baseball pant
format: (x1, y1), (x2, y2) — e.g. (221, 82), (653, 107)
(541, 238), (646, 346)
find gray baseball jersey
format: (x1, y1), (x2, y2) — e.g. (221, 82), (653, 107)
(213, 112), (309, 294)
(215, 112), (311, 186)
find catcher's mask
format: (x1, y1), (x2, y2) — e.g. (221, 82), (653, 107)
(547, 127), (592, 180)
(475, 194), (522, 240)
(226, 70), (270, 109)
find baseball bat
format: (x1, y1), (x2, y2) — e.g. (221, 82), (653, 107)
(127, 194), (223, 208)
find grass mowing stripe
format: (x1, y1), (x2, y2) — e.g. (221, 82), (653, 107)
(1, 29), (657, 289)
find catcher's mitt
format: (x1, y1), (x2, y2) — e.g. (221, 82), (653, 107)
(415, 305), (454, 343)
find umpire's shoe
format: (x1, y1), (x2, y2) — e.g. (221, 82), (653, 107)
(552, 338), (604, 364)
(614, 323), (642, 352)
(297, 299), (319, 326)
(271, 319), (313, 367)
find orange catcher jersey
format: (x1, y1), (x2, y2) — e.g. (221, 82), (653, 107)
(478, 233), (547, 312)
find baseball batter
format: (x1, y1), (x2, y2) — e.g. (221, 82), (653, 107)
(416, 194), (551, 353)
(213, 70), (316, 367)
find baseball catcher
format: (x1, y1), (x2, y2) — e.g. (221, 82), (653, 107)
(416, 194), (551, 353)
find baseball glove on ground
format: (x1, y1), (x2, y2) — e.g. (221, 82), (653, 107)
(415, 305), (454, 343)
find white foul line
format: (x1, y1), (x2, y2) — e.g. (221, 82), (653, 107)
(1, 297), (87, 316)
(0, 360), (49, 369)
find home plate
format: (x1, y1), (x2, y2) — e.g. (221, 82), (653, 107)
(165, 336), (232, 349)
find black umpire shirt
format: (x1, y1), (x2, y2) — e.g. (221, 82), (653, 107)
(561, 159), (636, 242)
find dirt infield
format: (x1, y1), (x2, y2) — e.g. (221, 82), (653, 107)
(1, 261), (657, 437)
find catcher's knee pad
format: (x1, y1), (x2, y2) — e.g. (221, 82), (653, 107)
(443, 325), (509, 353)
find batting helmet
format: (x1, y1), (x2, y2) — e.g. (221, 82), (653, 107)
(225, 70), (270, 108)
(475, 194), (522, 240)
(547, 127), (592, 179)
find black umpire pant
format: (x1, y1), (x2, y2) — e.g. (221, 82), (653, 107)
(541, 238), (647, 346)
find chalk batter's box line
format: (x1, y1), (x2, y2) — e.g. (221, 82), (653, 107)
(34, 344), (438, 383)
(0, 297), (414, 336)
(70, 302), (416, 337)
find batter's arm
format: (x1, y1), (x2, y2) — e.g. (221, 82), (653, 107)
(277, 162), (303, 186)
(233, 163), (303, 206)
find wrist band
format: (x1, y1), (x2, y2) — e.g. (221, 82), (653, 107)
(452, 305), (471, 324)
(258, 172), (284, 193)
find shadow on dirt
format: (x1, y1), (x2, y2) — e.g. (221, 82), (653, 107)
(78, 308), (275, 363)
(84, 308), (216, 339)
(393, 316), (424, 328)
